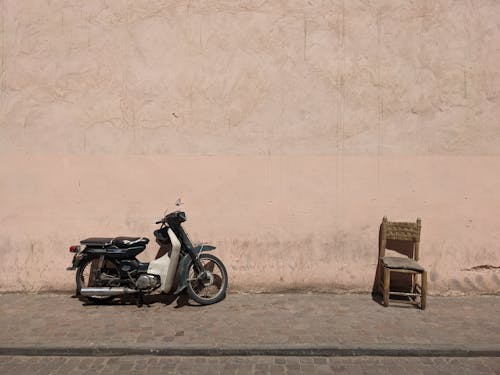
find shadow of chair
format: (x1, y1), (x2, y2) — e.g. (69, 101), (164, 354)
(375, 217), (427, 310)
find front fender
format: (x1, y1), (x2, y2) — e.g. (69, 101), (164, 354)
(193, 244), (216, 253)
(173, 245), (215, 295)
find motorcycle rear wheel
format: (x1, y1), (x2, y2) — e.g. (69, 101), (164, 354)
(186, 253), (228, 305)
(76, 258), (120, 303)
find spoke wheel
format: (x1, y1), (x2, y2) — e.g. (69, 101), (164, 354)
(187, 253), (228, 305)
(76, 258), (120, 303)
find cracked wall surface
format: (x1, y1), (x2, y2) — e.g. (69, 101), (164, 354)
(0, 0), (499, 293)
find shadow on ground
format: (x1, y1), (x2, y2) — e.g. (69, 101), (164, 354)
(73, 292), (201, 308)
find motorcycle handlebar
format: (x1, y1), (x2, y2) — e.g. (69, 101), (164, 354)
(155, 220), (163, 224)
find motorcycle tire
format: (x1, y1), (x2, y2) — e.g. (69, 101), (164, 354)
(76, 257), (119, 304)
(186, 253), (228, 305)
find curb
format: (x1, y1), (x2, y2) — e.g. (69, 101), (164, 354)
(1, 345), (499, 357)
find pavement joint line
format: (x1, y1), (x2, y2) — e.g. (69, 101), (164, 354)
(0, 345), (499, 358)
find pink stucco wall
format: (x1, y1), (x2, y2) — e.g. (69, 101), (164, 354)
(1, 1), (499, 293)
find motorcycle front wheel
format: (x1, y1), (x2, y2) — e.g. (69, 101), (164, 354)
(76, 257), (120, 303)
(186, 253), (228, 305)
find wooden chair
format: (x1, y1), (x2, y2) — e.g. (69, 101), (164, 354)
(377, 217), (427, 309)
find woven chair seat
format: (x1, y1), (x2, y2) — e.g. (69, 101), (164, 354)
(381, 256), (425, 272)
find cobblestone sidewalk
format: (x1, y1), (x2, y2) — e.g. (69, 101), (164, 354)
(0, 293), (498, 354)
(1, 356), (499, 375)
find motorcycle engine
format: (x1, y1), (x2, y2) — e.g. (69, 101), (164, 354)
(135, 274), (160, 290)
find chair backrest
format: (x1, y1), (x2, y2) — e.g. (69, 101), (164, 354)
(379, 217), (422, 260)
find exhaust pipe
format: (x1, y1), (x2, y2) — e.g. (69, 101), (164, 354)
(80, 287), (138, 296)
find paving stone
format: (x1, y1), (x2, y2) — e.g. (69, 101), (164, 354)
(269, 364), (286, 375)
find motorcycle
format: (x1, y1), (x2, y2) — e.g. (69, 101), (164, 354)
(67, 200), (228, 306)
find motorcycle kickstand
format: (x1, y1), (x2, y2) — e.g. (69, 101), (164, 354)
(136, 292), (144, 308)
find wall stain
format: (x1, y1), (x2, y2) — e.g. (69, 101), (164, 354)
(303, 16), (307, 61)
(461, 265), (500, 271)
(0, 0), (5, 114)
(463, 68), (467, 99)
(375, 6), (384, 188)
(335, 0), (346, 225)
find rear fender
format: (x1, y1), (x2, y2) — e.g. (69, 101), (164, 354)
(173, 245), (215, 295)
(68, 251), (88, 270)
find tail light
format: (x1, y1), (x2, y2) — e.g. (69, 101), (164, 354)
(69, 245), (80, 253)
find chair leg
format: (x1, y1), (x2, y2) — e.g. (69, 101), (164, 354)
(383, 268), (390, 307)
(377, 262), (383, 296)
(420, 271), (427, 310)
(411, 273), (416, 294)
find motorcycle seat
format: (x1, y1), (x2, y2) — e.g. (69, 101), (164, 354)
(81, 237), (149, 248)
(81, 237), (113, 247)
(112, 237), (150, 248)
